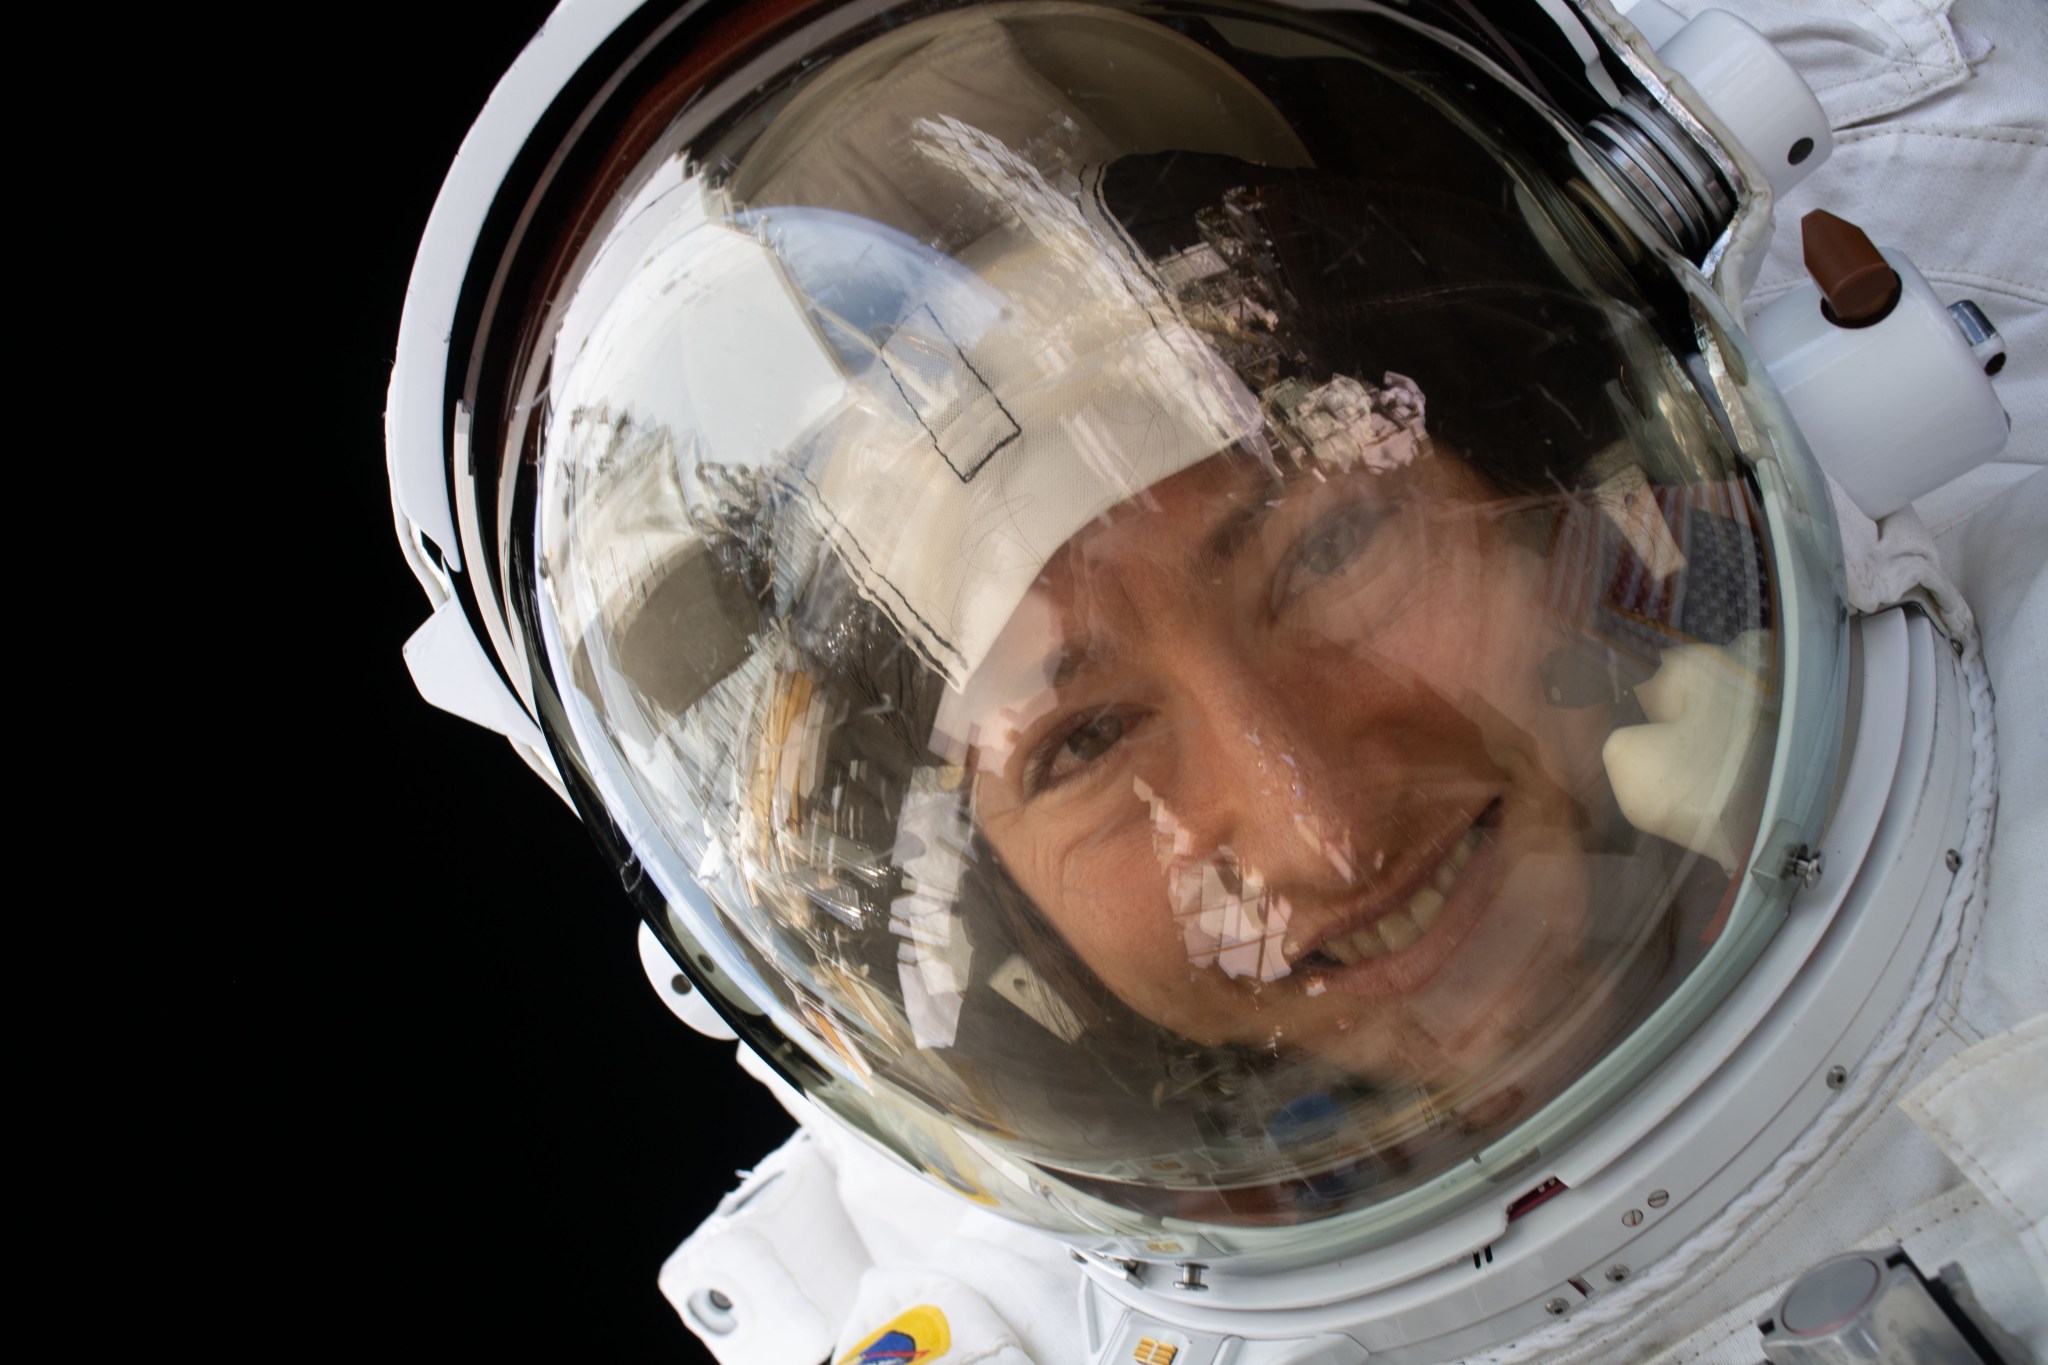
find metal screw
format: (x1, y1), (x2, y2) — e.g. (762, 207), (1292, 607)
(1647, 1189), (1670, 1209)
(1826, 1065), (1848, 1090)
(707, 1289), (733, 1311)
(1606, 1264), (1631, 1283)
(1545, 1297), (1571, 1316)
(1786, 847), (1824, 889)
(1946, 849), (1963, 873)
(1622, 1208), (1644, 1227)
(1174, 1262), (1209, 1292)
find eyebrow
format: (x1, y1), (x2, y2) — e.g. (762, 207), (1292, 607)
(1197, 498), (1279, 572)
(1049, 637), (1116, 690)
(1196, 457), (1309, 571)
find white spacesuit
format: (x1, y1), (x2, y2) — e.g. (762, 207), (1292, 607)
(385, 1), (2044, 1361)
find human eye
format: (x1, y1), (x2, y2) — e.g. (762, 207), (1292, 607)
(1273, 499), (1391, 610)
(1025, 708), (1137, 795)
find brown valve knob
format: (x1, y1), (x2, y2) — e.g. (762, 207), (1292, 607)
(1803, 209), (1901, 327)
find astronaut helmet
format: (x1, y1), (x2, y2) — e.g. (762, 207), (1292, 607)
(389, 0), (1851, 1269)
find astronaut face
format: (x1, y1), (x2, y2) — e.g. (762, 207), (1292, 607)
(967, 447), (1618, 1091)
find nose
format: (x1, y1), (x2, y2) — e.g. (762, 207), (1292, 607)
(1157, 645), (1399, 892)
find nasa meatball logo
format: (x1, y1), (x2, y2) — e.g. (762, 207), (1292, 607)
(837, 1304), (952, 1364)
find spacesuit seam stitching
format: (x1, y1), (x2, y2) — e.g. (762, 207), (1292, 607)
(1848, 0), (1923, 93)
(1797, 0), (1972, 127)
(1938, 1135), (2024, 1229)
(1833, 125), (2047, 148)
(1955, 1150), (2026, 1229)
(1807, 58), (1964, 99)
(1948, 798), (1994, 999)
(1914, 1038), (2000, 1104)
(1847, 0), (1958, 99)
(1817, 65), (1969, 127)
(1886, 1192), (1976, 1267)
(1919, 271), (2048, 305)
(1865, 0), (1966, 74)
(1679, 1320), (1752, 1364)
(1908, 1051), (2032, 1230)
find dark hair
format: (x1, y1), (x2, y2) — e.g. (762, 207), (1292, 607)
(1104, 152), (1637, 496)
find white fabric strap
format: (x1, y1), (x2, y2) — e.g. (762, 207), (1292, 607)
(1828, 475), (1976, 638)
(1899, 1014), (2048, 1279)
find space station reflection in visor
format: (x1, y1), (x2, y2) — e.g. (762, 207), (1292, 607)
(548, 152), (1272, 693)
(522, 0), (1825, 1255)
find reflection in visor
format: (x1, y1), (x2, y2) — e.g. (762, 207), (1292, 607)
(528, 1), (1785, 1248)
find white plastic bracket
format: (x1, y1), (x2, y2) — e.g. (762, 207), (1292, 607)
(637, 920), (740, 1041)
(401, 598), (544, 750)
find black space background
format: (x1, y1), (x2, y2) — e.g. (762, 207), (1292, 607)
(180, 6), (800, 1358)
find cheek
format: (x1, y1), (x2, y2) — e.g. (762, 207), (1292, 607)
(1304, 515), (1538, 677)
(981, 799), (1175, 983)
(1431, 847), (1589, 1010)
(1443, 540), (1553, 674)
(989, 808), (1259, 1042)
(1409, 544), (1613, 795)
(1478, 553), (1616, 798)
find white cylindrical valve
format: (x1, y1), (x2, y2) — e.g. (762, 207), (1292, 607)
(1624, 3), (1833, 199)
(1751, 212), (2011, 521)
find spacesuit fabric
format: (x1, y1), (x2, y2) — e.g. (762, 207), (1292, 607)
(656, 3), (2048, 1362)
(1900, 1016), (2048, 1281)
(665, 1045), (1089, 1364)
(1686, 0), (2048, 535)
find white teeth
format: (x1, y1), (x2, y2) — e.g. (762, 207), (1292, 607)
(1428, 826), (1480, 893)
(1378, 912), (1422, 951)
(1451, 829), (1477, 869)
(1326, 926), (1383, 962)
(1321, 909), (1422, 963)
(1310, 824), (1481, 967)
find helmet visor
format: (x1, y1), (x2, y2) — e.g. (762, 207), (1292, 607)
(520, 0), (1830, 1254)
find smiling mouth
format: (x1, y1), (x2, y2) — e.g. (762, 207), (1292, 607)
(1297, 801), (1500, 969)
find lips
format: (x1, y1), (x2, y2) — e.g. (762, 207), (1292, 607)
(1286, 800), (1503, 988)
(1307, 822), (1481, 964)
